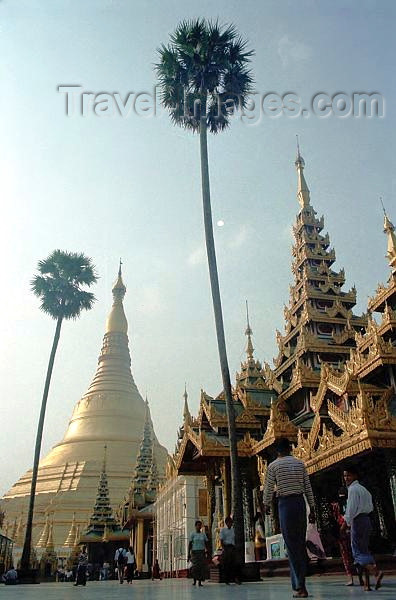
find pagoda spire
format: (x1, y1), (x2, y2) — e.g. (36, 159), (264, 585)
(295, 136), (310, 209)
(63, 513), (77, 547)
(73, 524), (80, 547)
(57, 264), (144, 449)
(381, 200), (396, 271)
(106, 260), (127, 334)
(236, 304), (271, 390)
(183, 384), (192, 425)
(128, 400), (153, 508)
(46, 520), (55, 552)
(36, 514), (50, 548)
(84, 445), (118, 535)
(245, 300), (254, 361)
(273, 149), (367, 409)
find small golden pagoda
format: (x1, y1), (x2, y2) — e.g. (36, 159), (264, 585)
(1, 266), (167, 548)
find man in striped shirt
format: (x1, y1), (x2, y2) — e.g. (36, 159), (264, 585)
(263, 438), (315, 599)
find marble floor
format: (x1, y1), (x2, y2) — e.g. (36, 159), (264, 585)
(1, 576), (395, 599)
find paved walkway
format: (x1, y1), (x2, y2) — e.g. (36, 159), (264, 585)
(1, 576), (395, 599)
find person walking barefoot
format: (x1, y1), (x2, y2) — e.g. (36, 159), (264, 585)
(188, 520), (209, 587)
(263, 438), (315, 598)
(341, 466), (384, 592)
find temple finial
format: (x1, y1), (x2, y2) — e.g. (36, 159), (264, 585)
(294, 139), (310, 208)
(245, 300), (254, 360)
(380, 196), (386, 216)
(106, 264), (127, 333)
(183, 384), (191, 424)
(381, 200), (396, 271)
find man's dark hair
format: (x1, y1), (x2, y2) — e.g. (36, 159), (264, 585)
(276, 437), (292, 454)
(195, 520), (202, 526)
(344, 465), (360, 478)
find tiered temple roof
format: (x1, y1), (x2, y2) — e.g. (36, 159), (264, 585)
(80, 446), (128, 544)
(170, 148), (396, 483)
(291, 208), (396, 473)
(272, 149), (367, 418)
(120, 400), (163, 524)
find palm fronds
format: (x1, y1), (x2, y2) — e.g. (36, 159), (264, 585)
(155, 18), (254, 133)
(31, 250), (98, 320)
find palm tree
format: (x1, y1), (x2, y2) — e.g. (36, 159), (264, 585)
(20, 250), (97, 573)
(156, 19), (254, 557)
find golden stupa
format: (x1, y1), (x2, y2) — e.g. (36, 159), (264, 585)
(1, 266), (167, 548)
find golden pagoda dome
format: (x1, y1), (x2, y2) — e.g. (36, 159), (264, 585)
(1, 265), (167, 547)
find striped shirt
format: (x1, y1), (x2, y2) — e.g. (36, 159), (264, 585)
(263, 455), (315, 508)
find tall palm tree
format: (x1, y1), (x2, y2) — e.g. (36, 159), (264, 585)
(156, 19), (254, 557)
(20, 250), (97, 573)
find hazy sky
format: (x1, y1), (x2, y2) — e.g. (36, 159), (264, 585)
(0, 0), (395, 496)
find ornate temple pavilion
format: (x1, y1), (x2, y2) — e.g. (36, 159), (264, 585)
(168, 150), (396, 554)
(117, 399), (162, 572)
(1, 267), (167, 551)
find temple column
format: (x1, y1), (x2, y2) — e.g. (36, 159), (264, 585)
(220, 459), (231, 517)
(206, 464), (216, 550)
(136, 518), (144, 571)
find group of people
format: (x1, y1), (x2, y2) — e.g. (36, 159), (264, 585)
(188, 516), (242, 586)
(185, 438), (384, 596)
(114, 545), (136, 584)
(56, 567), (74, 581)
(73, 545), (136, 586)
(4, 439), (384, 595)
(73, 545), (163, 586)
(262, 437), (384, 597)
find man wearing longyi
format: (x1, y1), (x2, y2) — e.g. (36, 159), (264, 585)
(263, 438), (315, 599)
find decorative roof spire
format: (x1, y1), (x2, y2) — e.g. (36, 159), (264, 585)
(73, 524), (81, 548)
(106, 262), (128, 334)
(245, 300), (254, 361)
(85, 445), (118, 534)
(63, 513), (77, 547)
(381, 199), (396, 271)
(46, 520), (55, 552)
(295, 136), (310, 209)
(36, 514), (50, 548)
(129, 401), (153, 508)
(183, 384), (192, 424)
(146, 452), (160, 504)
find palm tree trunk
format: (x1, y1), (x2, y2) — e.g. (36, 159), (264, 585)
(199, 116), (245, 559)
(20, 316), (63, 573)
